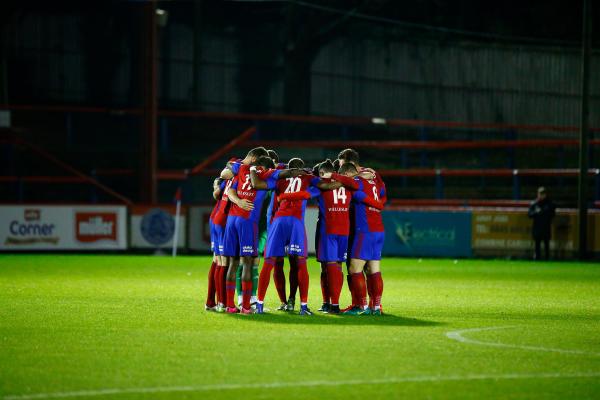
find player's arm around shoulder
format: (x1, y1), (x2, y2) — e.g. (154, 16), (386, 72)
(358, 167), (376, 180)
(220, 167), (233, 180)
(277, 168), (307, 179)
(315, 177), (342, 191)
(220, 159), (242, 180)
(352, 190), (384, 210)
(249, 166), (269, 190)
(228, 183), (254, 211)
(278, 191), (311, 202)
(330, 172), (360, 190)
(212, 178), (224, 200)
(220, 162), (236, 180)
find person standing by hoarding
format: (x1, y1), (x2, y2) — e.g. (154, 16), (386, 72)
(528, 187), (556, 260)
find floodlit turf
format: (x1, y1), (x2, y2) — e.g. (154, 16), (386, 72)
(1, 255), (599, 400)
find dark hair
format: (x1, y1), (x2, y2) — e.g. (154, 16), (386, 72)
(319, 159), (335, 173)
(267, 149), (279, 163)
(312, 163), (321, 176)
(333, 158), (341, 171)
(338, 148), (359, 164)
(256, 155), (275, 169)
(247, 147), (269, 159)
(288, 157), (305, 169)
(339, 162), (358, 174)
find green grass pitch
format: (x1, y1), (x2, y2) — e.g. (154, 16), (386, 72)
(1, 255), (599, 400)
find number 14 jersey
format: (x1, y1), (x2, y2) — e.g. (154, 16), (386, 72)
(315, 179), (354, 236)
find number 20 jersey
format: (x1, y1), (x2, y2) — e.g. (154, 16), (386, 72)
(273, 174), (320, 221)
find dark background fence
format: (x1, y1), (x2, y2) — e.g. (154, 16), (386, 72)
(0, 1), (598, 206)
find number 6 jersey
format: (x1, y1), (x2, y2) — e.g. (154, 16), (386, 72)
(352, 176), (386, 234)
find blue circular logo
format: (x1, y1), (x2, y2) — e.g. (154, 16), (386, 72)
(140, 208), (175, 246)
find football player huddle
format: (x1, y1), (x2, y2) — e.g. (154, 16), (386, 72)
(205, 147), (386, 316)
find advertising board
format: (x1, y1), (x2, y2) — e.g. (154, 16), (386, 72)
(470, 210), (600, 257)
(130, 205), (186, 249)
(382, 210), (472, 257)
(0, 205), (127, 250)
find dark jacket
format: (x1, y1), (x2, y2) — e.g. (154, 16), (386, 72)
(528, 198), (556, 239)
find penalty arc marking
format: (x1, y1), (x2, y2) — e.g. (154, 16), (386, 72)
(3, 372), (600, 400)
(446, 326), (600, 356)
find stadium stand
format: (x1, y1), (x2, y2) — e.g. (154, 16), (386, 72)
(1, 105), (598, 208)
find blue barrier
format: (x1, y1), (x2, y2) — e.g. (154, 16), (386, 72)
(382, 210), (472, 257)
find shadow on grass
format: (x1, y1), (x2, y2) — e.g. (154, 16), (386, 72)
(224, 312), (442, 327)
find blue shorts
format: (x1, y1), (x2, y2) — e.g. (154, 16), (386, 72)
(350, 231), (385, 261)
(315, 219), (322, 259)
(209, 221), (216, 253)
(317, 233), (348, 263)
(209, 221), (225, 255)
(265, 216), (308, 258)
(222, 216), (258, 257)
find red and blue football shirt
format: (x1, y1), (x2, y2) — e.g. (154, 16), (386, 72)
(352, 176), (386, 233)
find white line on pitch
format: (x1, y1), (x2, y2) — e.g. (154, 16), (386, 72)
(4, 372), (600, 400)
(446, 326), (600, 356)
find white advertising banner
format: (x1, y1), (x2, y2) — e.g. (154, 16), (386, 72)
(0, 205), (127, 250)
(130, 206), (186, 249)
(187, 205), (319, 254)
(188, 206), (213, 251)
(305, 207), (318, 255)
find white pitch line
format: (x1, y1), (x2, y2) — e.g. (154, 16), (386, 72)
(4, 372), (600, 400)
(446, 326), (600, 356)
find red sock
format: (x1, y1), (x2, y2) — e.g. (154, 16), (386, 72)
(366, 273), (374, 309)
(320, 262), (329, 303)
(326, 262), (343, 306)
(297, 257), (309, 304)
(273, 258), (287, 303)
(370, 272), (384, 308)
(218, 265), (227, 305)
(257, 258), (275, 302)
(288, 256), (298, 300)
(347, 273), (357, 306)
(206, 261), (217, 307)
(214, 265), (222, 304)
(226, 279), (236, 308)
(242, 280), (252, 310)
(351, 272), (367, 308)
